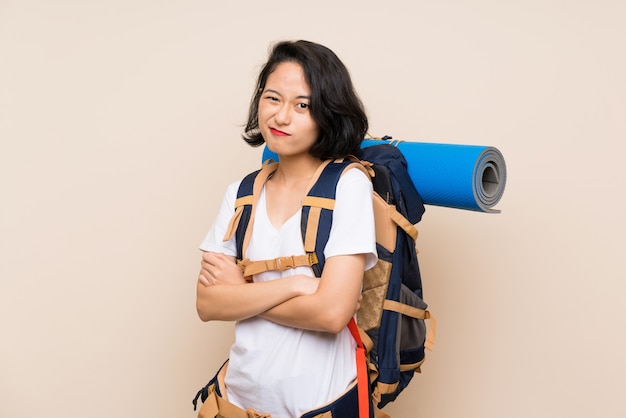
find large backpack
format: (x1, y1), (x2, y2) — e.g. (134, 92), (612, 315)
(199, 142), (436, 418)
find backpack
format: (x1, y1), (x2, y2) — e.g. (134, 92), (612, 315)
(199, 142), (436, 417)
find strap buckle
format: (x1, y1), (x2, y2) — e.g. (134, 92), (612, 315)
(275, 255), (296, 270)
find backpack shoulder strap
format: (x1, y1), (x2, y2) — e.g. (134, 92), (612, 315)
(222, 160), (279, 261)
(302, 159), (371, 277)
(226, 159), (369, 280)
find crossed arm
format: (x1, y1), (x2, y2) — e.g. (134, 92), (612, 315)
(195, 251), (365, 334)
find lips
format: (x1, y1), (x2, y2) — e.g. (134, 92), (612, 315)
(270, 127), (290, 136)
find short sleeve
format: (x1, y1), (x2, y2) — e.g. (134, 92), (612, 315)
(198, 180), (240, 256)
(324, 168), (378, 270)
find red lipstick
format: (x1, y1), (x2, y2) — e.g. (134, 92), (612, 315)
(270, 127), (289, 136)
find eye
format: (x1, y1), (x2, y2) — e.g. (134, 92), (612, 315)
(296, 103), (309, 110)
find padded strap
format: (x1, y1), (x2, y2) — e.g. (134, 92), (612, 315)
(221, 161), (279, 255)
(302, 160), (372, 274)
(300, 160), (338, 257)
(301, 197), (335, 253)
(242, 162), (278, 258)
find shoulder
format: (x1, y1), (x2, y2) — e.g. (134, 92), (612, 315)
(225, 178), (243, 198)
(214, 178), (243, 216)
(336, 164), (372, 193)
(334, 165), (373, 214)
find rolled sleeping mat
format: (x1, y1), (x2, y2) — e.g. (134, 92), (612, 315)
(363, 139), (507, 213)
(261, 138), (507, 213)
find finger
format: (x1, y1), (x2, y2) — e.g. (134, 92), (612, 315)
(201, 254), (219, 269)
(205, 254), (228, 273)
(209, 252), (235, 267)
(198, 274), (211, 286)
(201, 259), (213, 271)
(202, 251), (218, 265)
(200, 267), (215, 280)
(209, 251), (222, 260)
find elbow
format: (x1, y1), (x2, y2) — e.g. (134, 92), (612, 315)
(320, 308), (353, 334)
(196, 282), (221, 322)
(326, 321), (348, 335)
(196, 304), (209, 322)
(326, 318), (351, 334)
(197, 311), (210, 322)
(196, 298), (214, 322)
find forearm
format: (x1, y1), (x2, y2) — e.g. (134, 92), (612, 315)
(260, 255), (365, 333)
(259, 294), (352, 333)
(196, 277), (304, 322)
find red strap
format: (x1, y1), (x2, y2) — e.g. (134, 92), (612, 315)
(348, 318), (369, 418)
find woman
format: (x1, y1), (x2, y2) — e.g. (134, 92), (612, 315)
(196, 40), (377, 417)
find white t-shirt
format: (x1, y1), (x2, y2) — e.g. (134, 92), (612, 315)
(199, 168), (377, 417)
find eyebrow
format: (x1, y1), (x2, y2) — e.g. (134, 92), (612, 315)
(263, 89), (311, 100)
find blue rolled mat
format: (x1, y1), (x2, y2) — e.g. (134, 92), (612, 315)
(261, 139), (507, 213)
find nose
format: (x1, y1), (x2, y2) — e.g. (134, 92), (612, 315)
(274, 102), (291, 126)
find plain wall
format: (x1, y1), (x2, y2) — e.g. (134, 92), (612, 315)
(1, 1), (625, 417)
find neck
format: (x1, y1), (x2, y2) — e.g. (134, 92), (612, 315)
(272, 153), (324, 185)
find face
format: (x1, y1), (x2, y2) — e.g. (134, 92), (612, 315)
(258, 62), (319, 159)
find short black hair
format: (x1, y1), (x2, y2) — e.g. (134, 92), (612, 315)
(243, 40), (368, 160)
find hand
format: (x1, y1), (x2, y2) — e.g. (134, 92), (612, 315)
(198, 252), (245, 287)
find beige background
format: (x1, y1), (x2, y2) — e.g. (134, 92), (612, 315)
(1, 1), (625, 417)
